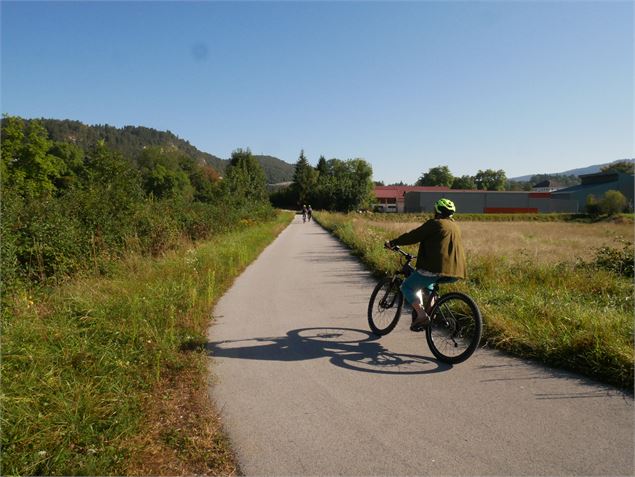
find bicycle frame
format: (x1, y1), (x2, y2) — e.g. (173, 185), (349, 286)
(390, 245), (437, 305)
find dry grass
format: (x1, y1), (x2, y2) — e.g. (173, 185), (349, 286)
(316, 212), (634, 388)
(367, 220), (634, 264)
(126, 359), (240, 476)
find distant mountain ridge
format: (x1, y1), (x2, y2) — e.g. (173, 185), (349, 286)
(32, 118), (296, 184)
(511, 159), (635, 182)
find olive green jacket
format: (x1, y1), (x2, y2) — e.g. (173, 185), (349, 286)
(391, 217), (467, 279)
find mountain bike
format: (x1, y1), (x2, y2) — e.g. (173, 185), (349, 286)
(367, 246), (482, 364)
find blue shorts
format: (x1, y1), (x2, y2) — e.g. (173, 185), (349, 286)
(400, 271), (457, 305)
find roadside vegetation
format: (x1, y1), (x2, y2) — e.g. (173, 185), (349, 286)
(2, 214), (292, 475)
(314, 211), (634, 389)
(1, 115), (293, 474)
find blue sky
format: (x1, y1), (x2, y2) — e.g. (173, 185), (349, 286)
(1, 1), (633, 184)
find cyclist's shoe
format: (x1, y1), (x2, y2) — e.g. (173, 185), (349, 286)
(410, 312), (430, 332)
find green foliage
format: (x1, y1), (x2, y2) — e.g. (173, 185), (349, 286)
(274, 153), (374, 212)
(529, 173), (580, 187)
(312, 158), (374, 212)
(505, 179), (532, 191)
(188, 163), (221, 202)
(0, 118), (275, 298)
(10, 117), (295, 184)
(451, 175), (477, 190)
(292, 150), (318, 206)
(416, 165), (453, 187)
(475, 168), (506, 191)
(136, 146), (194, 200)
(223, 148), (269, 204)
(600, 190), (628, 215)
(253, 154), (296, 183)
(590, 242), (634, 278)
(600, 160), (635, 175)
(1, 213), (292, 475)
(1, 117), (66, 196)
(269, 184), (297, 209)
(586, 190), (628, 216)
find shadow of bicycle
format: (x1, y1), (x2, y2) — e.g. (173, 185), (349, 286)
(207, 327), (452, 375)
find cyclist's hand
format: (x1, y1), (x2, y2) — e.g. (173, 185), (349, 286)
(384, 240), (394, 250)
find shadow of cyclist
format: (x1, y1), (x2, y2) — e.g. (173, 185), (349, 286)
(206, 327), (452, 375)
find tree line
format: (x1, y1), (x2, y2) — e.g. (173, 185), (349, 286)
(271, 150), (375, 212)
(407, 165), (580, 191)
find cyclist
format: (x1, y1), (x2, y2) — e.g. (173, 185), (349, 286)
(302, 205), (308, 223)
(384, 198), (466, 332)
(307, 205), (313, 221)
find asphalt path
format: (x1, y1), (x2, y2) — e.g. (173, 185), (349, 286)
(207, 215), (634, 476)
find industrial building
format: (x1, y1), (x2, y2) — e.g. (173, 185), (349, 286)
(374, 171), (634, 214)
(403, 190), (579, 213)
(551, 172), (634, 210)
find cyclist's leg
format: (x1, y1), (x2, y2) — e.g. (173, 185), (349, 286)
(400, 272), (437, 317)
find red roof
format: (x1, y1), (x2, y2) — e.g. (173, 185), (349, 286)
(374, 185), (450, 199)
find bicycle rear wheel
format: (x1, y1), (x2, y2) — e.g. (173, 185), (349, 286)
(426, 292), (482, 364)
(368, 276), (403, 336)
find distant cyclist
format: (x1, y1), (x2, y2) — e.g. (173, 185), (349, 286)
(302, 205), (308, 223)
(307, 205), (313, 222)
(384, 198), (466, 331)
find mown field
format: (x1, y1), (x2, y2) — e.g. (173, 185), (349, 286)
(1, 212), (293, 476)
(314, 212), (634, 389)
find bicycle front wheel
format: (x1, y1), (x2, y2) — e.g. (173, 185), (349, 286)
(368, 276), (403, 336)
(426, 292), (482, 364)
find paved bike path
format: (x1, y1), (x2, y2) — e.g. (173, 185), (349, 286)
(207, 216), (633, 476)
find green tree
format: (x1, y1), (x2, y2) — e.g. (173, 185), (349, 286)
(600, 190), (628, 215)
(505, 180), (532, 191)
(474, 169), (506, 191)
(136, 146), (194, 200)
(292, 150), (317, 206)
(529, 174), (579, 188)
(2, 118), (65, 196)
(313, 158), (373, 211)
(416, 165), (453, 187)
(189, 163), (221, 202)
(224, 148), (268, 203)
(601, 161), (635, 175)
(1, 115), (26, 185)
(451, 175), (476, 190)
(316, 155), (329, 176)
(49, 142), (85, 190)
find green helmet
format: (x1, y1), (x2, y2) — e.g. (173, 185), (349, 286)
(434, 198), (456, 216)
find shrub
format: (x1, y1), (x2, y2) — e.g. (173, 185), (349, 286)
(587, 191), (629, 216)
(592, 242), (634, 278)
(600, 190), (628, 216)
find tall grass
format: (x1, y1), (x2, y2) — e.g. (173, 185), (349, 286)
(1, 212), (293, 475)
(314, 212), (634, 389)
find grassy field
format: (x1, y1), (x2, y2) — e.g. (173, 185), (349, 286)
(1, 212), (293, 475)
(314, 211), (634, 389)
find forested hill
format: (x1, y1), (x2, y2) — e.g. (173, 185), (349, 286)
(32, 118), (295, 184)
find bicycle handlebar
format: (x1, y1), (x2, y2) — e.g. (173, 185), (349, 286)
(388, 244), (413, 261)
